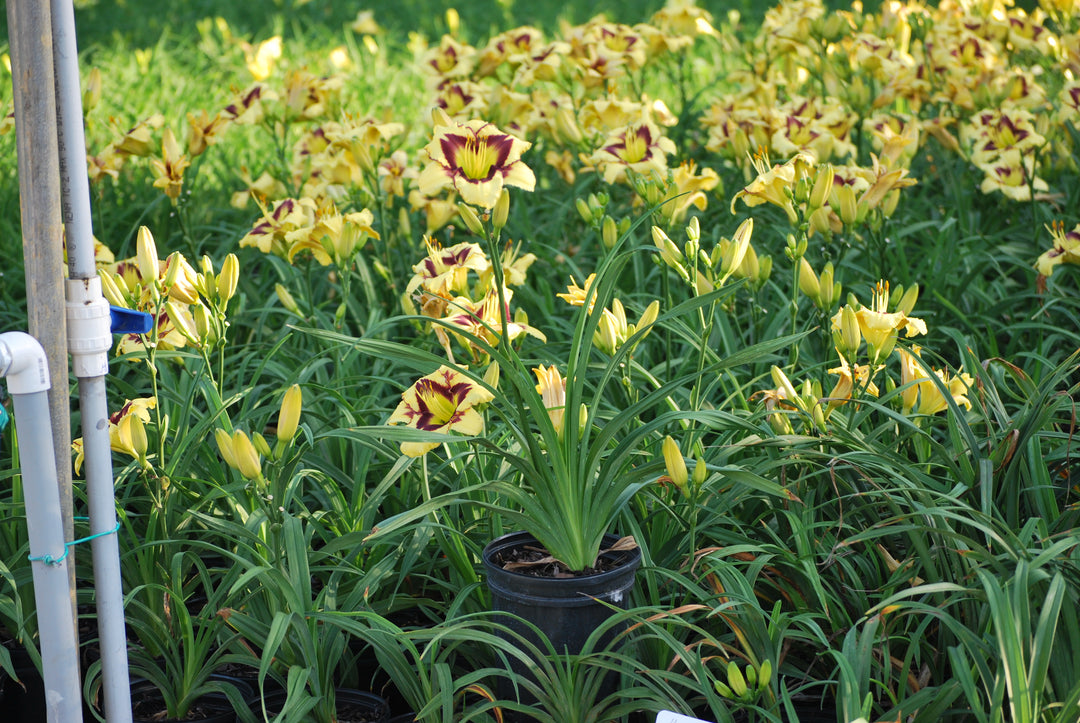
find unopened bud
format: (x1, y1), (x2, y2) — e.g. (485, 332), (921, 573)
(277, 384), (303, 443)
(798, 257), (820, 302)
(167, 301), (199, 345)
(136, 226), (159, 283)
(218, 253), (239, 305)
(692, 455), (707, 488)
(686, 216), (700, 242)
(492, 189), (510, 231)
(192, 303), (214, 343)
(602, 215), (618, 249)
(819, 263), (836, 308)
(771, 366), (799, 403)
(252, 431), (273, 458)
(809, 164), (834, 209)
(834, 305), (861, 357)
(555, 106), (582, 144)
(99, 271), (127, 307)
(897, 283), (919, 315)
(652, 225), (684, 267)
(483, 361), (500, 390)
(662, 436), (688, 493)
(458, 203), (485, 235)
(835, 184), (858, 226)
(232, 430), (262, 480)
(275, 283), (301, 315)
(215, 428), (238, 469)
(123, 414), (148, 461)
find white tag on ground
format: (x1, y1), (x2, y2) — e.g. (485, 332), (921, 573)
(656, 711), (712, 723)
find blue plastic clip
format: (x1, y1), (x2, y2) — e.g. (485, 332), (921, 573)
(109, 306), (154, 335)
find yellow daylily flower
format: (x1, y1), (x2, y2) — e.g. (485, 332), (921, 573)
(418, 118), (535, 210)
(588, 121), (677, 184)
(556, 273), (597, 312)
(245, 36), (282, 81)
(1036, 221), (1080, 278)
(388, 365), (495, 457)
(406, 237), (490, 299)
(150, 127), (190, 202)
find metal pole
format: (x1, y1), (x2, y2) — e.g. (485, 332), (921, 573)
(6, 0), (77, 603)
(0, 332), (83, 723)
(51, 0), (135, 719)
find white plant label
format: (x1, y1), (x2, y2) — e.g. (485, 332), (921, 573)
(655, 711), (712, 723)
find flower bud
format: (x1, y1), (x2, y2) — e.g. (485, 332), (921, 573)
(595, 309), (620, 355)
(602, 215), (618, 249)
(686, 216), (700, 243)
(120, 414), (148, 462)
(167, 301), (199, 345)
(192, 303), (214, 343)
(757, 255), (773, 284)
(99, 270), (127, 307)
(576, 197), (592, 224)
(819, 263), (836, 309)
(457, 202), (485, 235)
(218, 253), (239, 305)
(662, 436), (688, 493)
(163, 251), (182, 291)
(720, 218), (753, 283)
(492, 189), (510, 231)
(834, 184), (858, 226)
(652, 225), (684, 268)
(215, 428), (238, 469)
(253, 431), (273, 458)
(136, 226), (159, 283)
(483, 361), (500, 390)
(771, 366), (799, 403)
(692, 455), (707, 488)
(882, 188), (901, 217)
(809, 164), (834, 209)
(808, 206), (834, 236)
(555, 106), (582, 144)
(277, 384), (302, 443)
(637, 300), (660, 340)
(897, 283), (919, 315)
(833, 305), (862, 358)
(231, 430), (262, 480)
(275, 283), (301, 315)
(798, 257), (820, 302)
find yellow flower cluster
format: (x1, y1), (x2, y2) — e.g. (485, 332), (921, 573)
(762, 278), (974, 435)
(97, 227), (238, 357)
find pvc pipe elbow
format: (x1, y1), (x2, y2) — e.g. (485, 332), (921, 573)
(66, 276), (112, 378)
(0, 331), (51, 394)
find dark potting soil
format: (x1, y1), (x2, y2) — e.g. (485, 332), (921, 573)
(130, 697), (228, 722)
(491, 543), (627, 578)
(336, 698), (387, 723)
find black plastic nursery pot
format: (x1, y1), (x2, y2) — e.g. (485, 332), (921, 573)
(482, 531), (641, 717)
(258, 687), (390, 723)
(482, 531), (642, 655)
(128, 674), (255, 723)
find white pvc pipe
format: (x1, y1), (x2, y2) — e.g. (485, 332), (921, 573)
(51, 0), (135, 719)
(0, 332), (83, 723)
(51, 0), (95, 281)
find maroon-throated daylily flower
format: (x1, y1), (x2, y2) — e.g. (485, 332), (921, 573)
(387, 365), (494, 457)
(417, 118), (535, 209)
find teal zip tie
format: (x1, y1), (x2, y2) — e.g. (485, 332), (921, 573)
(28, 520), (121, 566)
